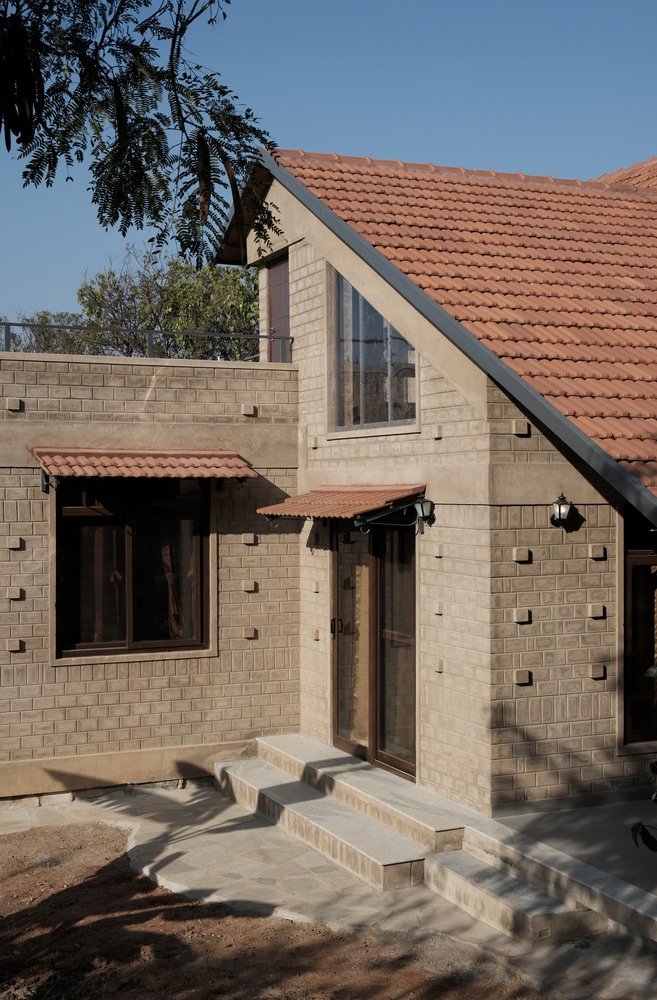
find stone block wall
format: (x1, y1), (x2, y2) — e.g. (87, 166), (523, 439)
(489, 502), (619, 807)
(273, 239), (502, 806)
(0, 354), (299, 797)
(0, 355), (297, 426)
(419, 504), (493, 811)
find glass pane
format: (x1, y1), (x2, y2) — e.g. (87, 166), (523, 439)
(77, 523), (126, 644)
(379, 529), (416, 764)
(336, 277), (356, 427)
(337, 532), (370, 747)
(133, 518), (197, 643)
(627, 561), (657, 741)
(389, 328), (416, 423)
(335, 273), (415, 429)
(360, 296), (388, 425)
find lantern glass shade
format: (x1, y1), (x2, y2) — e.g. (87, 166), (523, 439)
(417, 499), (434, 520)
(552, 494), (571, 526)
(414, 498), (435, 533)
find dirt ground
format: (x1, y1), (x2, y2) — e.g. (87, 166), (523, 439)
(0, 821), (555, 1000)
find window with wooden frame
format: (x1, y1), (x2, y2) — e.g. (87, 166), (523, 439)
(625, 550), (657, 743)
(267, 256), (291, 363)
(334, 272), (416, 430)
(56, 478), (209, 657)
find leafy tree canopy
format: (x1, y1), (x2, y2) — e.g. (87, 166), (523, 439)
(0, 0), (275, 263)
(16, 249), (259, 359)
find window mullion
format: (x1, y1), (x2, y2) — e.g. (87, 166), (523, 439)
(125, 521), (134, 649)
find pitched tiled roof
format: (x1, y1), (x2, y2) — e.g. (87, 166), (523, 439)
(258, 484), (425, 519)
(272, 149), (657, 500)
(32, 448), (257, 479)
(597, 157), (657, 190)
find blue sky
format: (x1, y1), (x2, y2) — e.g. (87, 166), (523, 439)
(2, 0), (656, 318)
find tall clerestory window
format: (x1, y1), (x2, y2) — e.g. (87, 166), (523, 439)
(334, 273), (416, 430)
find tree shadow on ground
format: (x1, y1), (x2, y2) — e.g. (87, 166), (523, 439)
(0, 824), (538, 1000)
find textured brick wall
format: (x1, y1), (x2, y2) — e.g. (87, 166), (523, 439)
(0, 355), (299, 789)
(489, 502), (619, 807)
(0, 355), (297, 425)
(218, 475), (300, 743)
(419, 504), (493, 811)
(281, 241), (498, 796)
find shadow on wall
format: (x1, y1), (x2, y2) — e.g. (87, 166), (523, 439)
(493, 717), (657, 896)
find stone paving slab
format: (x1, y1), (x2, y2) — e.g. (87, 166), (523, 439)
(1, 782), (657, 999)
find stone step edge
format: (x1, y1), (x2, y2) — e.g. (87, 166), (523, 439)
(425, 850), (605, 946)
(253, 737), (657, 943)
(256, 735), (465, 853)
(216, 759), (426, 892)
(463, 825), (657, 944)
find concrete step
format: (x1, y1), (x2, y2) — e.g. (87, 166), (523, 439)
(463, 824), (657, 944)
(217, 735), (657, 944)
(216, 758), (426, 891)
(256, 734), (475, 852)
(425, 849), (602, 946)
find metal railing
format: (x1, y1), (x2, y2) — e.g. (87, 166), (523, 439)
(1, 321), (293, 363)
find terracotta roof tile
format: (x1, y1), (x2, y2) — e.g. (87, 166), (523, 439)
(32, 448), (257, 479)
(257, 484), (425, 520)
(273, 150), (657, 493)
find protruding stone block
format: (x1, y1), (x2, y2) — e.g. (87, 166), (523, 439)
(513, 547), (532, 563)
(512, 419), (531, 436)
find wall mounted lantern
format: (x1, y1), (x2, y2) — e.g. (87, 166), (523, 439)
(550, 494), (572, 528)
(414, 498), (436, 534)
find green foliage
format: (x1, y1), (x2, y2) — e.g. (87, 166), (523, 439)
(75, 249), (259, 358)
(0, 0), (277, 263)
(14, 310), (91, 353)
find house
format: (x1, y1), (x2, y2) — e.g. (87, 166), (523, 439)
(3, 150), (657, 819)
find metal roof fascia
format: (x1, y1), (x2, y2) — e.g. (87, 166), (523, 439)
(260, 150), (657, 524)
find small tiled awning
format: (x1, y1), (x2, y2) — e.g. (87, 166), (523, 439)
(32, 448), (257, 479)
(257, 484), (425, 519)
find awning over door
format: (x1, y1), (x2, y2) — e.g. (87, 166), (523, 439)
(257, 484), (425, 519)
(32, 447), (257, 479)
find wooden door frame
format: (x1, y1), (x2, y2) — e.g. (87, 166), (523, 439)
(330, 524), (416, 779)
(625, 549), (657, 744)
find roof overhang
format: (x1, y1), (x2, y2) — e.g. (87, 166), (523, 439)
(246, 149), (657, 526)
(32, 448), (257, 480)
(257, 484), (425, 521)
(216, 161), (277, 265)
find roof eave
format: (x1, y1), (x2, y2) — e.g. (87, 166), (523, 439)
(215, 159), (275, 266)
(251, 150), (657, 526)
